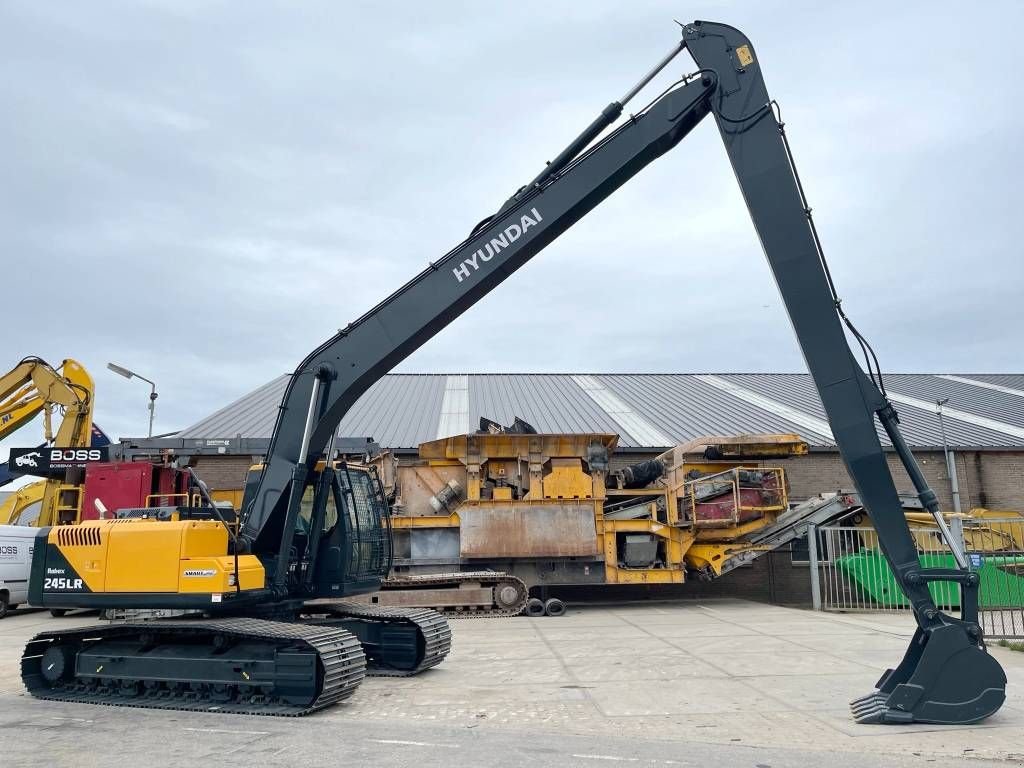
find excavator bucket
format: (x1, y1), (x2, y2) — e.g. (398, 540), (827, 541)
(850, 624), (1007, 724)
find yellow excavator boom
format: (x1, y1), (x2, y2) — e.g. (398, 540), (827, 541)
(0, 479), (46, 525)
(1, 357), (96, 526)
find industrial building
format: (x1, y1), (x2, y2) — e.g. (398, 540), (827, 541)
(124, 371), (1024, 607)
(170, 372), (1024, 509)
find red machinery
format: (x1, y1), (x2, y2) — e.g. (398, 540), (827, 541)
(80, 462), (192, 521)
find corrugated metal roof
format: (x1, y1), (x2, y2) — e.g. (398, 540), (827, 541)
(176, 373), (1024, 451)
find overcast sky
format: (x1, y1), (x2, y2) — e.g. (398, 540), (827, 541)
(2, 1), (1022, 447)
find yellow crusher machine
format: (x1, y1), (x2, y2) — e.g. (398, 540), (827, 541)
(23, 20), (1006, 724)
(357, 430), (812, 616)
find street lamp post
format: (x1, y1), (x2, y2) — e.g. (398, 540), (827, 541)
(935, 398), (962, 513)
(107, 362), (158, 438)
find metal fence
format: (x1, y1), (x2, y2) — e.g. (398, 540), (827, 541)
(808, 518), (1024, 639)
(964, 518), (1024, 640)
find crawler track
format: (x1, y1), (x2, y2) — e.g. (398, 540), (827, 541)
(381, 571), (529, 618)
(21, 618), (365, 716)
(306, 602), (452, 676)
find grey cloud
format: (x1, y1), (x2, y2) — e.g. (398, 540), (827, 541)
(1, 1), (1021, 448)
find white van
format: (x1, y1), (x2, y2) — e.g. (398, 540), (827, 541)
(0, 525), (37, 617)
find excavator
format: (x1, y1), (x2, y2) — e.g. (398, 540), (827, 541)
(21, 20), (1006, 725)
(1, 357), (98, 526)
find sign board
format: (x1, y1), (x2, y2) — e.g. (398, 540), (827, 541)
(7, 446), (110, 478)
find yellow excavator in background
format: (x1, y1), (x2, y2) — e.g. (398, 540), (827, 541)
(0, 357), (96, 526)
(0, 482), (47, 526)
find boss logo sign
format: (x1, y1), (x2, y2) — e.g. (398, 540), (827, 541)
(50, 449), (104, 462)
(8, 445), (109, 478)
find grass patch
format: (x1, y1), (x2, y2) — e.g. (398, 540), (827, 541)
(997, 639), (1024, 652)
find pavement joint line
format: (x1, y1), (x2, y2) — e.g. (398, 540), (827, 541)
(608, 608), (831, 721)
(183, 727), (270, 736)
(694, 604), (892, 673)
(622, 606), (866, 735)
(533, 618), (605, 719)
(368, 738), (460, 748)
(571, 754), (689, 765)
(571, 754), (639, 762)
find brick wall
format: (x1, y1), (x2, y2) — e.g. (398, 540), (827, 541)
(960, 451), (1024, 510)
(190, 455), (256, 491)
(786, 450), (1024, 511)
(785, 451), (953, 505)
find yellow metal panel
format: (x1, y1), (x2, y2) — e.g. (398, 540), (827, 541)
(178, 520), (229, 557)
(542, 459), (593, 500)
(178, 555), (264, 593)
(390, 512), (460, 529)
(210, 489), (243, 508)
(104, 520), (191, 592)
(492, 487), (513, 501)
(49, 522), (109, 592)
(685, 543), (767, 576)
(605, 566), (685, 584)
(599, 517), (691, 583)
(418, 433), (618, 461)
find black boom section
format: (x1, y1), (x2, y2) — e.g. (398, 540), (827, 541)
(241, 76), (714, 556)
(683, 20), (1005, 724)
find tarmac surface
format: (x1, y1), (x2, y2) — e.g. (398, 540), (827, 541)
(1, 599), (1022, 767)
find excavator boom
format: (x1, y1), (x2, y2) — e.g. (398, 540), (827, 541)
(1, 357), (96, 526)
(238, 20), (1005, 725)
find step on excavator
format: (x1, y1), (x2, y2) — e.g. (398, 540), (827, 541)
(22, 20), (1006, 724)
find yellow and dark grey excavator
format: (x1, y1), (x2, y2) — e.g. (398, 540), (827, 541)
(22, 20), (1006, 725)
(1, 357), (98, 526)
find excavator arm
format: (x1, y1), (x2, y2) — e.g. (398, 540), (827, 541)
(241, 20), (1005, 725)
(0, 357), (96, 525)
(0, 357), (93, 445)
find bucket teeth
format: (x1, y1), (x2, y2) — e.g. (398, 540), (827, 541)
(846, 625), (1007, 726)
(849, 692), (890, 723)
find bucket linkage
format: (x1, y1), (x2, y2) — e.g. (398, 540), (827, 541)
(850, 568), (1006, 724)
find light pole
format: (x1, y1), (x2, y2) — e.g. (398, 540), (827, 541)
(107, 362), (158, 438)
(935, 398), (962, 513)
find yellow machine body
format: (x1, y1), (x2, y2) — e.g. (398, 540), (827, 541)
(45, 518), (265, 595)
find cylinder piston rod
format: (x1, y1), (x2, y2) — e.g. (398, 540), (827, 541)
(517, 39), (687, 197)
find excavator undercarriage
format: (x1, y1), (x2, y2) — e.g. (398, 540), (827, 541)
(22, 618), (367, 716)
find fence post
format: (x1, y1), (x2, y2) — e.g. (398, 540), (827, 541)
(808, 524), (822, 611)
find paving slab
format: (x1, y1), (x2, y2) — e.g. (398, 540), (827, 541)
(562, 653), (728, 682)
(1, 599), (1023, 766)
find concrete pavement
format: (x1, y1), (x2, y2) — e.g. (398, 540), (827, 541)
(1, 599), (1022, 766)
